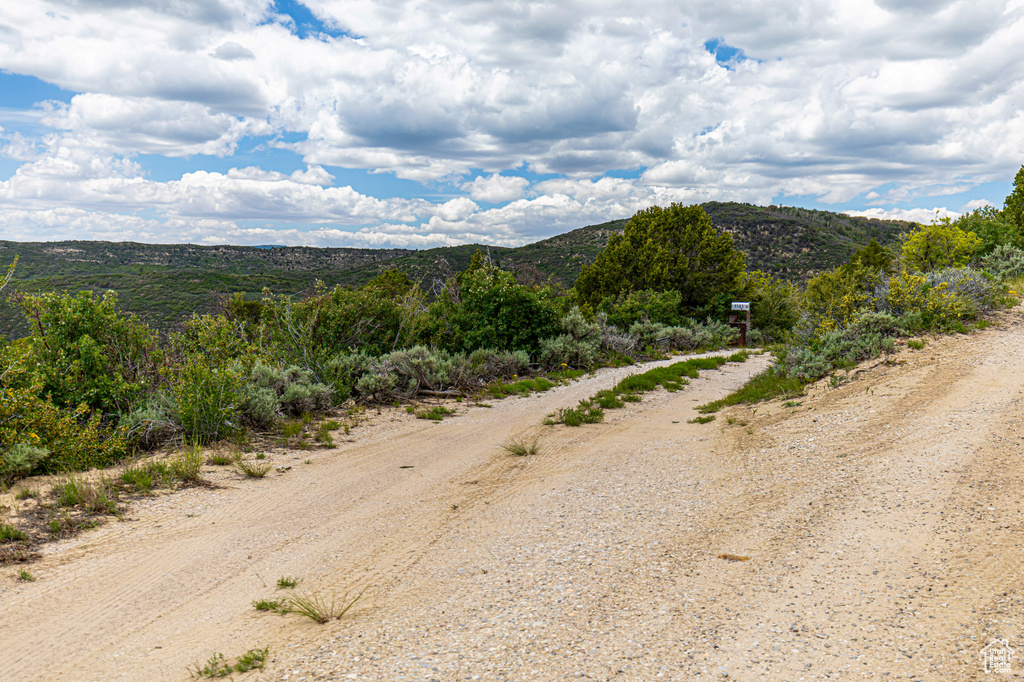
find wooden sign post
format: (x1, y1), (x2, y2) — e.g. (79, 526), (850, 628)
(728, 302), (750, 347)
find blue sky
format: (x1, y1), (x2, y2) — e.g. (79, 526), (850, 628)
(0, 0), (1022, 248)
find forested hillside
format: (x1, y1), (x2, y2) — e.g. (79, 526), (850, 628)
(0, 203), (911, 336)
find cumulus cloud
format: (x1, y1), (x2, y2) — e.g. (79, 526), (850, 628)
(461, 174), (530, 203)
(211, 41), (255, 60)
(40, 94), (270, 157)
(844, 207), (961, 224)
(0, 0), (1022, 246)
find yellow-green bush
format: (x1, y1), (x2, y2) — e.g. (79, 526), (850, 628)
(901, 218), (981, 272)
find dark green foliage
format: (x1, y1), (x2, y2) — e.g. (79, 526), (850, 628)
(15, 290), (161, 415)
(430, 265), (560, 354)
(597, 289), (684, 328)
(849, 239), (896, 273)
(574, 203), (746, 315)
(956, 207), (1019, 255)
(1005, 165), (1024, 230)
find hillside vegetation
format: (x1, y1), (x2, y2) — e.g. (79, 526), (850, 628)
(0, 204), (909, 336)
(0, 167), (1022, 492)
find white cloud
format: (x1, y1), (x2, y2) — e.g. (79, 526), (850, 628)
(40, 94), (270, 157)
(844, 207), (961, 224)
(0, 0), (1021, 246)
(964, 198), (995, 210)
(461, 174), (530, 203)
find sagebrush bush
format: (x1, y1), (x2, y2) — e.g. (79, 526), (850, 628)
(979, 244), (1024, 281)
(121, 392), (178, 449)
(0, 443), (49, 482)
(467, 348), (529, 378)
(538, 334), (599, 369)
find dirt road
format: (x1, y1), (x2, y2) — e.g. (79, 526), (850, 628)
(2, 310), (1023, 681)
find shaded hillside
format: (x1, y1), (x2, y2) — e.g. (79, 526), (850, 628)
(0, 205), (911, 337)
(702, 203), (913, 277)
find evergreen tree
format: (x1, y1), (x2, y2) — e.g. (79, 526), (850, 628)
(574, 203), (745, 313)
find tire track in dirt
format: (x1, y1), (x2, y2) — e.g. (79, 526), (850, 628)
(256, 308), (1024, 681)
(0, 350), (765, 681)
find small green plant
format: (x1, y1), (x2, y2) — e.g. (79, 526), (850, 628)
(907, 338), (926, 350)
(47, 519), (62, 534)
(314, 421), (336, 447)
(189, 652), (233, 678)
(782, 401), (803, 408)
(0, 523), (27, 542)
(281, 419), (303, 439)
(14, 488), (38, 500)
(53, 475), (87, 507)
(688, 415), (716, 424)
(501, 436), (540, 456)
(277, 576), (300, 589)
(416, 406), (455, 421)
(233, 647), (268, 673)
(593, 390), (625, 409)
(207, 453), (233, 466)
(255, 452), (266, 460)
(724, 416), (748, 426)
(283, 588), (365, 624)
(405, 405), (416, 414)
(547, 400), (604, 427)
(621, 393), (642, 403)
(16, 568), (35, 582)
(234, 455), (272, 479)
(171, 446), (204, 483)
(121, 464), (155, 493)
(252, 597), (287, 612)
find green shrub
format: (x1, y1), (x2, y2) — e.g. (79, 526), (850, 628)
(538, 334), (599, 369)
(170, 446), (204, 483)
(598, 289), (684, 328)
(14, 290), (162, 416)
(901, 218), (981, 272)
(0, 363), (130, 473)
(979, 244), (1024, 280)
(120, 392), (178, 449)
(468, 348), (530, 379)
(0, 443), (49, 483)
(170, 358), (242, 443)
(428, 263), (561, 354)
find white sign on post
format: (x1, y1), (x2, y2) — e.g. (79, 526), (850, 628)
(731, 302), (750, 311)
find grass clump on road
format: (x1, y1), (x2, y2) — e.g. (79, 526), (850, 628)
(189, 648), (269, 678)
(546, 352), (749, 427)
(233, 455), (272, 478)
(416, 406), (455, 421)
(545, 399), (605, 426)
(283, 589), (365, 624)
(501, 436), (540, 456)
